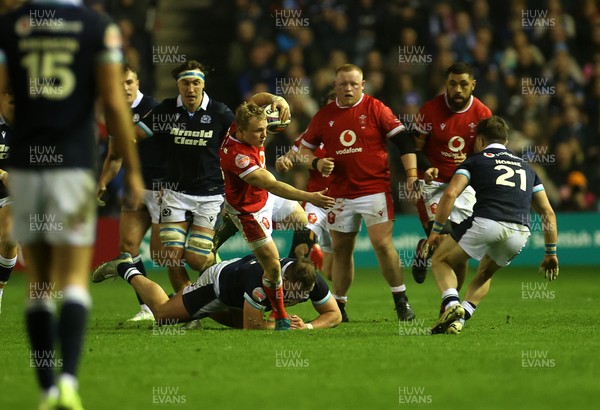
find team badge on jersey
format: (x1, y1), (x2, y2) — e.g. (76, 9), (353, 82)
(252, 287), (266, 303)
(133, 113), (140, 123)
(162, 208), (172, 217)
(307, 213), (317, 224)
(327, 211), (336, 224)
(200, 115), (211, 124)
(429, 203), (437, 215)
(359, 114), (367, 129)
(261, 217), (270, 230)
(235, 154), (250, 168)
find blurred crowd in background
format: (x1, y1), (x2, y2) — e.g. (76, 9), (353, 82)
(1, 0), (598, 214)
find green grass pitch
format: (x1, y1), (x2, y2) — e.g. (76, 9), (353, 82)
(0, 266), (598, 410)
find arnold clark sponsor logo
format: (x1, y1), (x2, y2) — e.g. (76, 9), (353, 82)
(336, 130), (362, 155)
(170, 128), (213, 146)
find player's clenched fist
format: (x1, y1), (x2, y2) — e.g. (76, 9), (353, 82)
(316, 157), (335, 176)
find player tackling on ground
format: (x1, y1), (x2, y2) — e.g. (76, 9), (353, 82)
(426, 116), (558, 335)
(117, 254), (341, 330)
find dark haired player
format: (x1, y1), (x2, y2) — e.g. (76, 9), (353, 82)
(127, 60), (234, 292)
(426, 116), (558, 335)
(0, 1), (143, 408)
(412, 62), (492, 287)
(94, 64), (162, 322)
(0, 86), (17, 314)
(116, 254), (342, 330)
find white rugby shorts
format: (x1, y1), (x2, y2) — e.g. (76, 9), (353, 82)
(225, 193), (298, 250)
(452, 216), (531, 267)
(325, 192), (394, 233)
(417, 180), (475, 225)
(10, 169), (96, 246)
(160, 189), (223, 229)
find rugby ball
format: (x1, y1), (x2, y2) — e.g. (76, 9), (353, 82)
(262, 105), (291, 134)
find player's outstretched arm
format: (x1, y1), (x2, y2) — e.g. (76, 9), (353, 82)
(243, 168), (335, 208)
(96, 62), (143, 209)
(532, 190), (559, 281)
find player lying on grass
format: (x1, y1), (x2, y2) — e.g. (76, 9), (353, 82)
(115, 254), (342, 330)
(425, 116), (558, 335)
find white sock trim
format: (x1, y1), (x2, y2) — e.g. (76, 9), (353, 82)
(390, 285), (406, 293)
(26, 298), (56, 313)
(131, 254), (142, 264)
(124, 267), (142, 282)
(0, 254), (17, 268)
(441, 288), (459, 299)
(462, 300), (476, 317)
(333, 295), (348, 303)
(62, 285), (92, 309)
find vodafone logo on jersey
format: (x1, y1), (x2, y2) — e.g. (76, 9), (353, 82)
(447, 136), (465, 152)
(340, 130), (357, 146)
(235, 154), (250, 168)
(336, 130), (363, 155)
(441, 136), (467, 163)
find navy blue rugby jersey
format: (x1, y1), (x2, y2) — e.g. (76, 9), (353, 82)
(136, 93), (234, 195)
(0, 2), (123, 170)
(455, 144), (544, 228)
(216, 255), (331, 310)
(131, 92), (163, 189)
(0, 116), (11, 198)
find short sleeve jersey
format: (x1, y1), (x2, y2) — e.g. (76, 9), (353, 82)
(217, 256), (331, 310)
(0, 3), (123, 170)
(418, 94), (491, 183)
(301, 94), (404, 198)
(219, 123), (268, 214)
(455, 145), (543, 227)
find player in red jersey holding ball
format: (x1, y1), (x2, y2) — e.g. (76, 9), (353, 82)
(220, 102), (335, 330)
(299, 64), (418, 322)
(412, 63), (492, 289)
